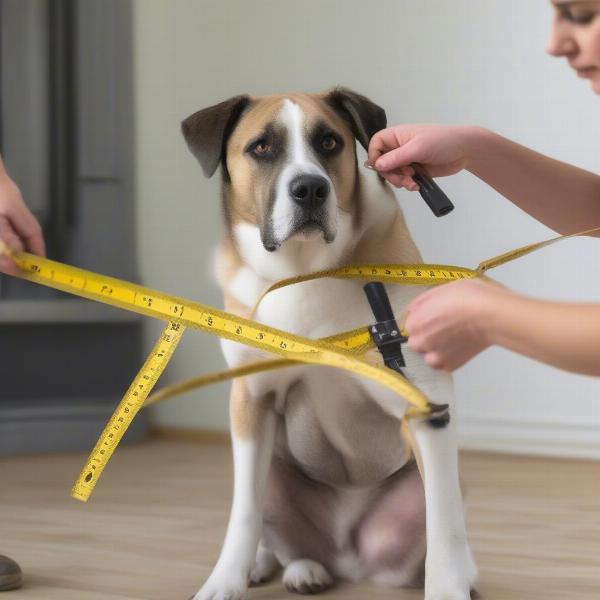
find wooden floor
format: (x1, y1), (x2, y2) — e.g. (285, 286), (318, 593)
(1, 439), (599, 600)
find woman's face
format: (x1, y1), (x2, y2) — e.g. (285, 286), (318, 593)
(546, 1), (600, 94)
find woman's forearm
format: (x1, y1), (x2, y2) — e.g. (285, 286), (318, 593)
(486, 292), (600, 376)
(465, 128), (600, 237)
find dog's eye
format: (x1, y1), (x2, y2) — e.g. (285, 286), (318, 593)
(250, 140), (272, 156)
(321, 135), (337, 152)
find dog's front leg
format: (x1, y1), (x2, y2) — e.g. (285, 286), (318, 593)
(409, 414), (477, 600)
(192, 379), (276, 600)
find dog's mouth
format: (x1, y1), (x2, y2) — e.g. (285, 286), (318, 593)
(262, 214), (336, 252)
(290, 217), (335, 242)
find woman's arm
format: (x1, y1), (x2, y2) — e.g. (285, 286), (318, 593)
(488, 292), (600, 377)
(368, 125), (600, 237)
(402, 278), (600, 376)
(466, 128), (600, 237)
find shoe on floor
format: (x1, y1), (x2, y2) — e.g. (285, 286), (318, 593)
(0, 556), (22, 591)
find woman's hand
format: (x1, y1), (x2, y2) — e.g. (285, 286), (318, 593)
(0, 167), (45, 275)
(401, 277), (510, 371)
(366, 124), (485, 190)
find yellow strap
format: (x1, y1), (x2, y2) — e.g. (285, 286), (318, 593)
(251, 263), (476, 316)
(72, 321), (185, 501)
(147, 225), (600, 409)
(144, 328), (378, 408)
(253, 226), (600, 314)
(476, 225), (600, 272)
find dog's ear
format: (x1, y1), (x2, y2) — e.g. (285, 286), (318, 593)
(181, 95), (251, 178)
(324, 87), (386, 151)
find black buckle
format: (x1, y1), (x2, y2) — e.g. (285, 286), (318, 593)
(369, 318), (408, 370)
(364, 282), (408, 374)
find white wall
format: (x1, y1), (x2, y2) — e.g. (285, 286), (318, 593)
(133, 0), (600, 457)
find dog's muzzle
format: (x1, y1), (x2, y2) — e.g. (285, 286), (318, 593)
(288, 174), (335, 243)
(262, 173), (336, 252)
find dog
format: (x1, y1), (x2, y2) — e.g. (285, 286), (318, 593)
(181, 88), (478, 600)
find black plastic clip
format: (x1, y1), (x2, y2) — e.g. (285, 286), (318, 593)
(411, 163), (455, 218)
(427, 401), (451, 428)
(364, 282), (408, 375)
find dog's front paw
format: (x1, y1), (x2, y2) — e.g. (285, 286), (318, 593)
(283, 559), (334, 595)
(424, 567), (473, 600)
(190, 571), (247, 600)
(424, 543), (477, 600)
(425, 589), (470, 600)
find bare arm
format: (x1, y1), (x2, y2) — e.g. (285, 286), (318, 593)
(488, 292), (600, 377)
(368, 124), (600, 237)
(466, 128), (600, 237)
(403, 278), (600, 376)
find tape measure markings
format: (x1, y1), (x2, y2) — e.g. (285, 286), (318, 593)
(143, 326), (379, 407)
(71, 321), (185, 502)
(251, 264), (477, 316)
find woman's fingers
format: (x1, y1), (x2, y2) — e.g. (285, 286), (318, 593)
(0, 217), (25, 253)
(0, 217), (25, 275)
(366, 128), (404, 166)
(381, 172), (419, 190)
(7, 201), (45, 256)
(373, 140), (422, 172)
(0, 254), (20, 276)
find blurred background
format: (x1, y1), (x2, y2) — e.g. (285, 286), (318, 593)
(1, 0), (599, 459)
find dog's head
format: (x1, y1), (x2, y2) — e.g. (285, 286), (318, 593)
(182, 88), (386, 277)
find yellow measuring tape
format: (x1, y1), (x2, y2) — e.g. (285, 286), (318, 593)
(148, 225), (600, 406)
(0, 242), (434, 501)
(1, 225), (597, 502)
(72, 320), (185, 501)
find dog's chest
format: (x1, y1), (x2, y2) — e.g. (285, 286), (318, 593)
(255, 276), (419, 342)
(230, 275), (424, 485)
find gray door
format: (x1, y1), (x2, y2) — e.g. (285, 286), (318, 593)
(0, 0), (147, 455)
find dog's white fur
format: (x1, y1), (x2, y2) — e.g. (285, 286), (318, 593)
(188, 93), (477, 600)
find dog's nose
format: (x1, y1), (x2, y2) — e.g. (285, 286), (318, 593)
(289, 174), (330, 209)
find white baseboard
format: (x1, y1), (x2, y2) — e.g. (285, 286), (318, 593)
(0, 400), (149, 456)
(458, 414), (600, 460)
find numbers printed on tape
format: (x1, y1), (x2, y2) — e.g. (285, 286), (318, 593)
(71, 321), (185, 502)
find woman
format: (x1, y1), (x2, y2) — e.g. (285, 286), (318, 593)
(366, 0), (600, 375)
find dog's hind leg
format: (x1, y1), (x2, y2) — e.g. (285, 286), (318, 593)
(192, 380), (277, 600)
(261, 457), (337, 594)
(355, 461), (427, 587)
(249, 540), (281, 585)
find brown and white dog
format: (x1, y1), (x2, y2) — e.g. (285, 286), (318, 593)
(182, 88), (478, 600)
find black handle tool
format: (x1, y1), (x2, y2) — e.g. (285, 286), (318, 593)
(363, 281), (450, 428)
(366, 160), (454, 217)
(411, 163), (454, 217)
